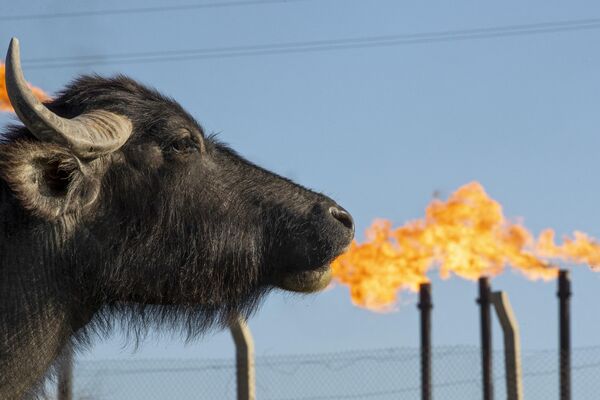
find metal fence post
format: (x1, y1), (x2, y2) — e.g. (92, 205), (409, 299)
(491, 291), (523, 400)
(57, 343), (73, 400)
(230, 316), (256, 400)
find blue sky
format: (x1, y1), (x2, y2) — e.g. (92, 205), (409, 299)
(2, 0), (600, 365)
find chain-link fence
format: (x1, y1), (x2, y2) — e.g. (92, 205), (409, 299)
(63, 345), (600, 399)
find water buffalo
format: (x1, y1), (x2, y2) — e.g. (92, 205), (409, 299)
(0, 38), (354, 399)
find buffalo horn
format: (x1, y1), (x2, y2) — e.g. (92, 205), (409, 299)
(5, 37), (132, 159)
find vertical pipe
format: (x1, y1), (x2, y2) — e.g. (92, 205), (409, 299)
(57, 344), (73, 400)
(478, 277), (493, 400)
(418, 283), (432, 400)
(558, 270), (571, 400)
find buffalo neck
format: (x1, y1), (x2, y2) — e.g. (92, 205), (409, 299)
(0, 184), (94, 398)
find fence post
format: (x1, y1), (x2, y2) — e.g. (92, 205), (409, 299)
(491, 291), (523, 400)
(230, 316), (256, 400)
(57, 343), (73, 400)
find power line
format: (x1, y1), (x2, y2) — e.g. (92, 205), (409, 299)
(0, 0), (315, 22)
(28, 17), (600, 63)
(19, 17), (600, 70)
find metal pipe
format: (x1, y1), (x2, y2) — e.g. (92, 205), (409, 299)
(558, 270), (571, 400)
(418, 282), (432, 400)
(478, 277), (493, 400)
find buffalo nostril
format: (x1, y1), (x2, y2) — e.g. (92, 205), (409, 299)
(329, 206), (354, 231)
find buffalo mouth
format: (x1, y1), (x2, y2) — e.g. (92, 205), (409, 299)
(274, 264), (332, 293)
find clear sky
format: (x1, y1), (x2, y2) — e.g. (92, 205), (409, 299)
(2, 0), (600, 365)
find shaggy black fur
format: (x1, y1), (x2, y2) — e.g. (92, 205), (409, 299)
(0, 75), (354, 398)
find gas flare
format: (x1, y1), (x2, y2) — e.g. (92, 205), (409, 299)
(0, 63), (48, 112)
(332, 182), (600, 311)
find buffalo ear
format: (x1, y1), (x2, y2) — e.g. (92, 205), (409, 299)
(0, 141), (103, 220)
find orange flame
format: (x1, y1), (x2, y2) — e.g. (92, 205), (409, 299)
(0, 63), (48, 112)
(332, 182), (600, 311)
(537, 229), (600, 269)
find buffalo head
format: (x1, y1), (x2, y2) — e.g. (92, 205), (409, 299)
(2, 36), (354, 307)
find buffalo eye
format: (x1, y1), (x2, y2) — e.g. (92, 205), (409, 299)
(166, 137), (199, 154)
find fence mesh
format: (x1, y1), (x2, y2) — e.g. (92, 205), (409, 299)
(62, 345), (600, 399)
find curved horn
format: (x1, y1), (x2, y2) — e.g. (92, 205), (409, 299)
(5, 37), (132, 159)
